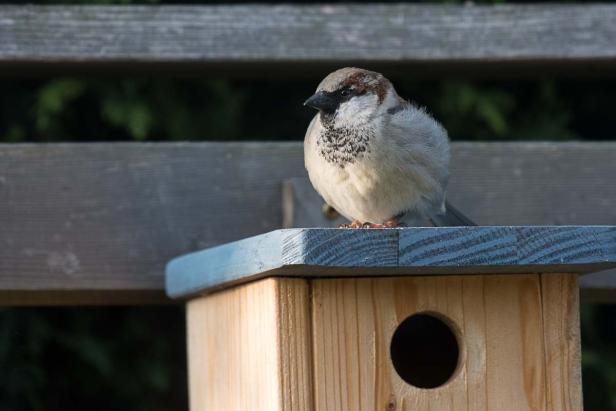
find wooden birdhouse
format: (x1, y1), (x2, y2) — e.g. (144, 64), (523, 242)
(166, 226), (616, 411)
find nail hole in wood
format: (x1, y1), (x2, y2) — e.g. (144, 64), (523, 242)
(390, 313), (460, 389)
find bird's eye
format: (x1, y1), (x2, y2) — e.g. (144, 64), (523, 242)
(340, 88), (353, 97)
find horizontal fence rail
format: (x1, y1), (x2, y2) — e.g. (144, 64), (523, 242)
(0, 142), (615, 304)
(2, 5), (616, 74)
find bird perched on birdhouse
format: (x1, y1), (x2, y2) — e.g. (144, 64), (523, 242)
(304, 67), (474, 228)
(166, 68), (611, 411)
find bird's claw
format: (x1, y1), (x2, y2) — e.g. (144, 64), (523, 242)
(362, 219), (400, 229)
(338, 220), (362, 228)
(339, 218), (400, 229)
(362, 222), (387, 228)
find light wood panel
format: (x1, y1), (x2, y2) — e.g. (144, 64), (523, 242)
(541, 274), (583, 411)
(311, 275), (581, 411)
(186, 277), (313, 411)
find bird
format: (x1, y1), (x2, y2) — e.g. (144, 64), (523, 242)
(303, 67), (475, 228)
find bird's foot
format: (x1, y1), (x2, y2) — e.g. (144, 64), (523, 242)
(338, 220), (362, 228)
(361, 217), (400, 229)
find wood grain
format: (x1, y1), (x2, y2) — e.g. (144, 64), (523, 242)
(312, 274), (582, 411)
(311, 275), (580, 411)
(2, 5), (616, 74)
(2, 142), (616, 304)
(184, 275), (582, 410)
(186, 277), (313, 411)
(0, 142), (304, 304)
(541, 274), (583, 411)
(166, 226), (616, 299)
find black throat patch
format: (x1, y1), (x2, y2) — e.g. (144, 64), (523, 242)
(317, 117), (373, 167)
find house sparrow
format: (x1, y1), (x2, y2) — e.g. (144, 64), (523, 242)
(303, 67), (475, 228)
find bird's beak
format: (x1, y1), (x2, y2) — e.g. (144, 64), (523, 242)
(303, 91), (338, 113)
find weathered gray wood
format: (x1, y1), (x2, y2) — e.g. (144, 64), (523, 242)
(284, 142), (616, 227)
(165, 226), (616, 299)
(2, 5), (616, 74)
(0, 142), (304, 304)
(579, 271), (616, 303)
(2, 142), (616, 304)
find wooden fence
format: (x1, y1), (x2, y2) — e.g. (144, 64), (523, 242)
(0, 142), (615, 304)
(0, 5), (615, 306)
(2, 4), (616, 76)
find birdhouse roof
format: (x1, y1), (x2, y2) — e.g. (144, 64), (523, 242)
(166, 226), (616, 299)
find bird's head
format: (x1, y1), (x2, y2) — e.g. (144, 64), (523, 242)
(304, 67), (398, 128)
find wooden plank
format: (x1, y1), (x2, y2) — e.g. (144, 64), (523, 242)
(483, 275), (545, 410)
(166, 226), (616, 298)
(541, 274), (583, 411)
(166, 226), (616, 299)
(0, 142), (304, 304)
(2, 142), (616, 304)
(166, 228), (399, 298)
(397, 226), (616, 267)
(2, 5), (616, 75)
(311, 275), (569, 410)
(578, 271), (616, 303)
(186, 277), (313, 410)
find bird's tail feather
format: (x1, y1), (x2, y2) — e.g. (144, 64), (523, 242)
(429, 201), (476, 227)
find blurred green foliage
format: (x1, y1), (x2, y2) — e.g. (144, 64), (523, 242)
(582, 305), (616, 410)
(0, 0), (615, 410)
(3, 76), (616, 143)
(0, 307), (187, 410)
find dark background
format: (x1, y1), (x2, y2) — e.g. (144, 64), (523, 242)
(1, 0), (615, 410)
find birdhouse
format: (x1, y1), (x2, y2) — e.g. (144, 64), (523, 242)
(166, 227), (616, 411)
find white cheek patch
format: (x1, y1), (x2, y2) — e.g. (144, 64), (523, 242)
(335, 94), (379, 128)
